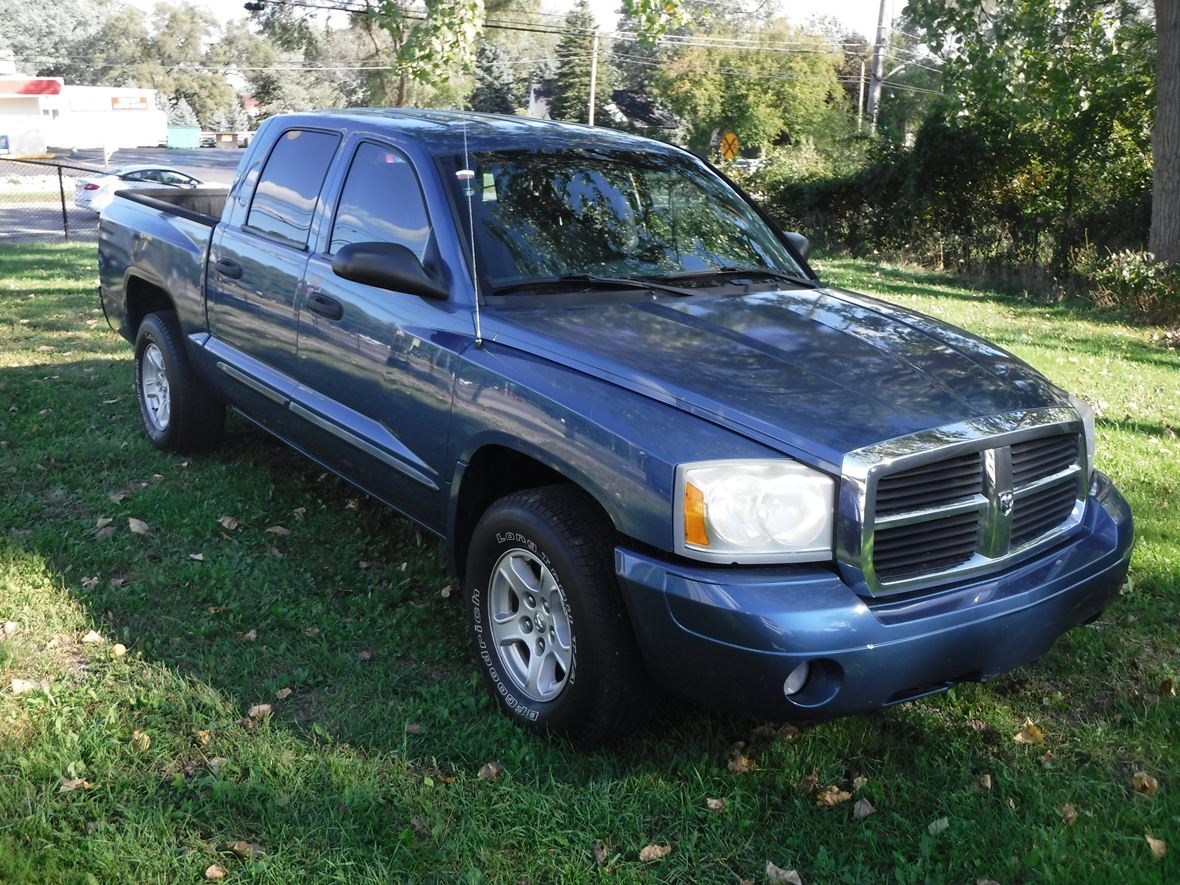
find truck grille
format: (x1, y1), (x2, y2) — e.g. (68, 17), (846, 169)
(838, 409), (1089, 597)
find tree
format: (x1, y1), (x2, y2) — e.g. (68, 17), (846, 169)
(904, 0), (1156, 265)
(1152, 0), (1179, 262)
(551, 0), (611, 124)
(167, 96), (199, 127)
(469, 41), (519, 114)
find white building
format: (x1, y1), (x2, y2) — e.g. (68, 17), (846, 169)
(0, 77), (166, 156)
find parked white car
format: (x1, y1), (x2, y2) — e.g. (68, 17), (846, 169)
(74, 165), (214, 213)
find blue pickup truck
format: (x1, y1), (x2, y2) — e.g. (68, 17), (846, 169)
(97, 110), (1133, 746)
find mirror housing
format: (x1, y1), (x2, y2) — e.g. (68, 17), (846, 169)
(332, 242), (448, 300)
(785, 231), (811, 262)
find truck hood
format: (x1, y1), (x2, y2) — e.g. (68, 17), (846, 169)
(484, 286), (1067, 469)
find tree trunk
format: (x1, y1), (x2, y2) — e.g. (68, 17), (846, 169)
(1151, 0), (1180, 262)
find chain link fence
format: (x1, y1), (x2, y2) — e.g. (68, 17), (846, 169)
(0, 157), (105, 243)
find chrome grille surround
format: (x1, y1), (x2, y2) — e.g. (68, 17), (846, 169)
(837, 407), (1089, 597)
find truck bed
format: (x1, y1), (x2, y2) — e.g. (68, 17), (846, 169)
(114, 187), (229, 226)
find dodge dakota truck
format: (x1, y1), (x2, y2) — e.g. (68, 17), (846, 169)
(97, 110), (1134, 746)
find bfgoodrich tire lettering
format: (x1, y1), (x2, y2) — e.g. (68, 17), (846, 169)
(467, 486), (651, 747)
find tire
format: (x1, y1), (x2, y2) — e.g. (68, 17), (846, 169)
(466, 485), (651, 747)
(134, 311), (225, 453)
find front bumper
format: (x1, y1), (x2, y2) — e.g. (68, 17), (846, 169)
(615, 471), (1133, 720)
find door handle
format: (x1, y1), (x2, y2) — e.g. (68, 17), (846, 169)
(215, 258), (242, 279)
(307, 292), (343, 321)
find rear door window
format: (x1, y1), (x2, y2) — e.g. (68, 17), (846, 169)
(329, 141), (430, 259)
(247, 129), (341, 246)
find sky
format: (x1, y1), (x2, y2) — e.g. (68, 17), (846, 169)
(127, 0), (905, 41)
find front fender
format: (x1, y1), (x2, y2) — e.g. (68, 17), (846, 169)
(447, 341), (777, 552)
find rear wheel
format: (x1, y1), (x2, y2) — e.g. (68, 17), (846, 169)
(134, 311), (225, 453)
(466, 486), (650, 747)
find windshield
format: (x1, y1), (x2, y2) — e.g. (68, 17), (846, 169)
(448, 149), (806, 292)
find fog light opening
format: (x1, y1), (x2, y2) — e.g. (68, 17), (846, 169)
(783, 661), (811, 698)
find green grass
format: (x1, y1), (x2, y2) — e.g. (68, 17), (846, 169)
(1, 243), (1176, 883)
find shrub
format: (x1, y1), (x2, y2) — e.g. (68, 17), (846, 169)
(1073, 246), (1180, 323)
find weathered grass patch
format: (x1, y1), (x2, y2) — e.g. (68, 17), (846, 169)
(1, 244), (1176, 882)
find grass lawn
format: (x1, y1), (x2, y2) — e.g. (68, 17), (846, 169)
(1, 243), (1176, 883)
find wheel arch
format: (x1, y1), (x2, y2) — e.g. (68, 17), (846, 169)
(447, 442), (622, 582)
(124, 271), (175, 338)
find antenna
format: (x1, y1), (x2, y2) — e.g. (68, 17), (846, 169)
(457, 119), (482, 346)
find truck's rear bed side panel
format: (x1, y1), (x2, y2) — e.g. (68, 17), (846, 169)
(97, 189), (225, 342)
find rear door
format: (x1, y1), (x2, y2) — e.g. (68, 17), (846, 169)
(294, 137), (470, 527)
(206, 127), (341, 428)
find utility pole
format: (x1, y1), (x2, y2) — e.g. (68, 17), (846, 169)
(857, 58), (866, 133)
(868, 0), (888, 136)
(587, 31), (599, 126)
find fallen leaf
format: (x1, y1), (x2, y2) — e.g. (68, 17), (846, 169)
(109, 491), (128, 503)
(130, 730), (151, 751)
(59, 777), (90, 793)
(127, 517), (149, 535)
(189, 553), (204, 562)
(977, 879), (1002, 885)
(478, 761), (503, 781)
(95, 517), (113, 529)
(196, 730), (211, 747)
(264, 525), (289, 536)
(111, 643), (127, 657)
(208, 757), (228, 774)
(765, 861), (802, 884)
(96, 526), (115, 541)
(928, 817), (950, 836)
(852, 798), (876, 820)
(405, 722), (424, 735)
(247, 704), (272, 719)
(1013, 718), (1044, 744)
(304, 627), (320, 637)
(410, 816), (429, 838)
(638, 843), (671, 862)
(965, 718), (994, 734)
(241, 629), (257, 642)
(81, 576), (99, 589)
(1131, 771), (1159, 796)
(796, 772), (819, 795)
(108, 577), (125, 588)
(593, 840), (608, 866)
(706, 797), (727, 812)
(227, 840), (263, 860)
(204, 864), (227, 880)
(852, 775), (868, 791)
(356, 650), (374, 662)
(727, 754), (753, 774)
(1145, 834), (1167, 860)
(1060, 803), (1078, 826)
(218, 516), (239, 531)
(293, 507), (307, 519)
(11, 677), (50, 694)
(440, 585), (453, 599)
(1159, 678), (1176, 697)
(81, 630), (103, 643)
(815, 786), (851, 807)
(274, 687), (293, 700)
(1, 620), (15, 635)
(978, 773), (993, 790)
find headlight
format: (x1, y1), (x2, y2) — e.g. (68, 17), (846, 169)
(1068, 394), (1097, 475)
(676, 459), (836, 563)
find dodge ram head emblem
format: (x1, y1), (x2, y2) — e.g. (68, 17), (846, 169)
(999, 490), (1015, 516)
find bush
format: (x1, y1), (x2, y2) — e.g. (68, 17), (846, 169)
(1073, 246), (1180, 323)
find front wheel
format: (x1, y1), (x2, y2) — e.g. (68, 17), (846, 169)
(134, 311), (225, 453)
(466, 486), (651, 747)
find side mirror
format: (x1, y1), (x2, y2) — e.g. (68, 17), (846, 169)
(785, 231), (811, 262)
(332, 242), (448, 300)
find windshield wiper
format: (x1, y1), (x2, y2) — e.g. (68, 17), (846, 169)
(645, 266), (818, 288)
(491, 274), (695, 298)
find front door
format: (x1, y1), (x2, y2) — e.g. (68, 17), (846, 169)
(295, 139), (471, 528)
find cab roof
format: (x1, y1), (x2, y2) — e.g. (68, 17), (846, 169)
(284, 108), (690, 159)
